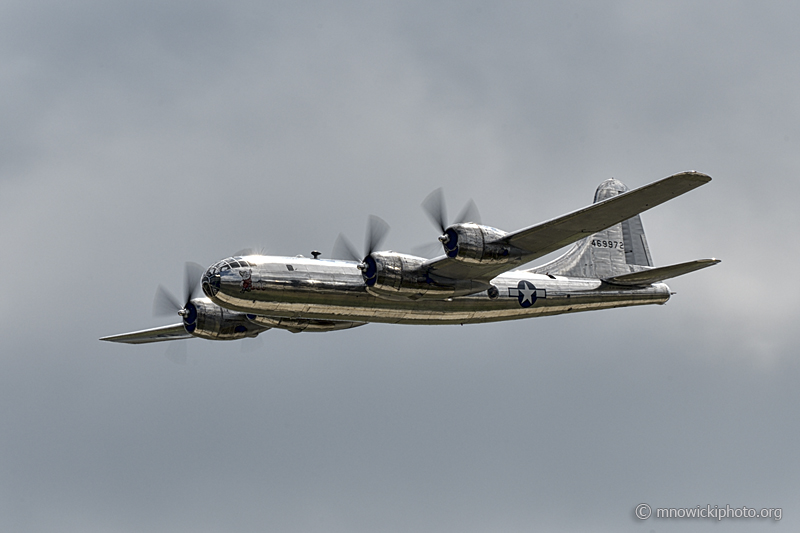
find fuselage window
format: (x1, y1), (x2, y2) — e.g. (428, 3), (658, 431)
(286, 265), (294, 271)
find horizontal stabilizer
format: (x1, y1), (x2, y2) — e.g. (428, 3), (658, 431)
(603, 258), (721, 286)
(100, 323), (192, 344)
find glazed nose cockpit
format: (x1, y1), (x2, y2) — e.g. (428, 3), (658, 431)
(201, 266), (221, 298)
(202, 257), (255, 298)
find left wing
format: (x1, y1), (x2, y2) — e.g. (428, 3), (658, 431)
(100, 323), (192, 344)
(424, 171), (711, 283)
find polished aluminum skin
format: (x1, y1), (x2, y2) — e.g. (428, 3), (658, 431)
(204, 255), (670, 325)
(101, 172), (720, 344)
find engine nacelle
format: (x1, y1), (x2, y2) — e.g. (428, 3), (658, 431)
(183, 298), (269, 341)
(361, 252), (488, 301)
(440, 223), (522, 264)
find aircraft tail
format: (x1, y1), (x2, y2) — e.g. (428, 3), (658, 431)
(529, 178), (656, 279)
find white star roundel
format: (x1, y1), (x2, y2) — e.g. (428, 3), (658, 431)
(516, 280), (545, 308)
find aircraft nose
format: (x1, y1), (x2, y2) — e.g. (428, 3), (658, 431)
(202, 266), (221, 298)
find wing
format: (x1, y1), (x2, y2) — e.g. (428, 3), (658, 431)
(100, 323), (192, 344)
(603, 258), (721, 286)
(424, 171), (712, 282)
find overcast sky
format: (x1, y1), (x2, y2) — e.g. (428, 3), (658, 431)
(2, 1), (798, 531)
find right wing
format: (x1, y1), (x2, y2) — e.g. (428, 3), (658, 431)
(425, 171), (712, 283)
(100, 323), (192, 344)
(506, 171), (711, 254)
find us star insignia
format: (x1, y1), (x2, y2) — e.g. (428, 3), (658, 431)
(508, 280), (546, 308)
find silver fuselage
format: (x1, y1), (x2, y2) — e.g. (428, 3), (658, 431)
(206, 255), (670, 325)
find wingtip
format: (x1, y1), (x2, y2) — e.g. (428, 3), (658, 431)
(680, 170), (712, 182)
(695, 257), (721, 266)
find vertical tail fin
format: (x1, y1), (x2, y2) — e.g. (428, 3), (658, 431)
(530, 178), (654, 279)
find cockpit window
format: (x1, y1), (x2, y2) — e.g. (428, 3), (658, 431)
(214, 258), (255, 273)
(231, 258), (254, 268)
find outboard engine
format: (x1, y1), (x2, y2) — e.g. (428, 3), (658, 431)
(183, 297), (268, 340)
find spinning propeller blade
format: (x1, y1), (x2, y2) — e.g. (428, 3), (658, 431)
(333, 215), (390, 262)
(422, 188), (447, 233)
(153, 262), (204, 317)
(183, 262), (203, 306)
(365, 215), (389, 256)
(454, 198), (481, 225)
(421, 188), (481, 233)
(153, 285), (182, 317)
(333, 234), (362, 262)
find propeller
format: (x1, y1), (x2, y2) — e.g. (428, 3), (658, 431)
(365, 215), (390, 256)
(153, 261), (204, 319)
(419, 188), (482, 253)
(410, 241), (445, 259)
(332, 215), (390, 266)
(421, 188), (482, 233)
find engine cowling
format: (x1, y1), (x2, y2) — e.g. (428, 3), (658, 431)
(440, 223), (522, 264)
(361, 251), (488, 300)
(183, 297), (269, 340)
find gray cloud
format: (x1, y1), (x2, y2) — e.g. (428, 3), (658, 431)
(1, 1), (798, 531)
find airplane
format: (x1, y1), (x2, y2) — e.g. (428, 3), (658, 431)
(100, 171), (720, 344)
